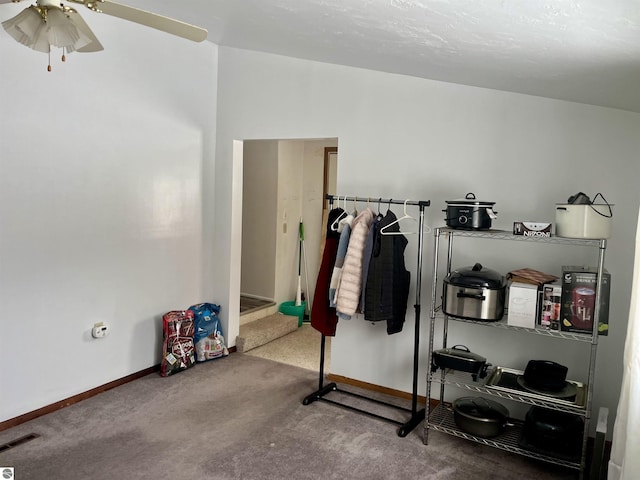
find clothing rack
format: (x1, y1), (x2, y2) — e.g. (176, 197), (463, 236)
(303, 194), (431, 437)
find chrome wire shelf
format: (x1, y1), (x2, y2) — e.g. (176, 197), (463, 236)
(425, 225), (603, 478)
(436, 227), (606, 248)
(432, 309), (594, 343)
(428, 404), (582, 471)
(429, 370), (588, 415)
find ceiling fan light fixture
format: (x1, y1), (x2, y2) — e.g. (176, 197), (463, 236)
(45, 7), (90, 52)
(2, 6), (45, 50)
(2, 0), (206, 69)
(2, 4), (91, 55)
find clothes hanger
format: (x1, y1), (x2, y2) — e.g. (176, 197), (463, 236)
(330, 195), (348, 231)
(364, 197), (373, 217)
(364, 197), (376, 215)
(380, 199), (418, 235)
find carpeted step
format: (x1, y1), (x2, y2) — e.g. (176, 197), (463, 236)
(236, 313), (299, 353)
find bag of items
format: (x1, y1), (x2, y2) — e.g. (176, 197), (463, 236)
(160, 310), (196, 377)
(189, 303), (229, 362)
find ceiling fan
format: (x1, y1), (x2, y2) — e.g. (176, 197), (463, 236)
(1, 0), (208, 70)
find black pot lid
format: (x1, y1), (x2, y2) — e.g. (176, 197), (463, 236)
(446, 263), (506, 289)
(446, 192), (495, 206)
(454, 396), (509, 421)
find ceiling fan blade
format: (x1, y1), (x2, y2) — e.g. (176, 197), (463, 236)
(94, 1), (207, 43)
(70, 10), (104, 52)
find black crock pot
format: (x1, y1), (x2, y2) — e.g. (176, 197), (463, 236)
(444, 193), (497, 229)
(443, 263), (506, 321)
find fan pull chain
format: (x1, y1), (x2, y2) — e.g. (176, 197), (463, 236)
(46, 47), (67, 71)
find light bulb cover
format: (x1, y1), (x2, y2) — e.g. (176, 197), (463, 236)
(2, 5), (101, 54)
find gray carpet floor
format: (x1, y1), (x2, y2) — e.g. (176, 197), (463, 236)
(0, 353), (578, 479)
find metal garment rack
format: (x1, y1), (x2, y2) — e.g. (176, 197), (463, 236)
(302, 194), (430, 437)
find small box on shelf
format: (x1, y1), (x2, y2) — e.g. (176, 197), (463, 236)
(508, 282), (540, 328)
(513, 222), (552, 237)
(507, 268), (558, 286)
(560, 266), (611, 335)
(540, 282), (562, 331)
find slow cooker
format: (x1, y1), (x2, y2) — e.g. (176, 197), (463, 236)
(444, 193), (497, 230)
(443, 263), (506, 321)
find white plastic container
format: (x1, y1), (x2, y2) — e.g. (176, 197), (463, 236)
(555, 204), (613, 239)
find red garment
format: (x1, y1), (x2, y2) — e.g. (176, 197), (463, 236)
(311, 208), (344, 336)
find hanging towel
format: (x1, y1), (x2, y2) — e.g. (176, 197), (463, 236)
(311, 207), (345, 337)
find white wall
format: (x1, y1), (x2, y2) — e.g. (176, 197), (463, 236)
(241, 140), (278, 299)
(0, 15), (218, 422)
(274, 141), (304, 304)
(214, 46), (640, 436)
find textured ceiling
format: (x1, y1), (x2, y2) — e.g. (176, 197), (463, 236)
(6, 0), (640, 112)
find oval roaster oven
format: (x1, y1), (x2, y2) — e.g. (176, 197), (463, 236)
(443, 263), (506, 321)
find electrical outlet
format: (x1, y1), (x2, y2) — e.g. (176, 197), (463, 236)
(91, 322), (109, 338)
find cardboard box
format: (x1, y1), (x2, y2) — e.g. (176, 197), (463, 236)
(513, 222), (552, 237)
(560, 266), (610, 335)
(508, 282), (540, 329)
(540, 282), (562, 330)
(507, 268), (558, 286)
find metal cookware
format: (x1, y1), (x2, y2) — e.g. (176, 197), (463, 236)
(444, 193), (497, 230)
(520, 406), (583, 457)
(522, 360), (568, 392)
(443, 263), (506, 321)
(431, 345), (489, 381)
(452, 396), (510, 438)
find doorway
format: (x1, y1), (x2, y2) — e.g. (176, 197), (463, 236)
(239, 138), (338, 370)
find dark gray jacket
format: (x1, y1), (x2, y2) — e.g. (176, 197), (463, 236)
(363, 210), (410, 334)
